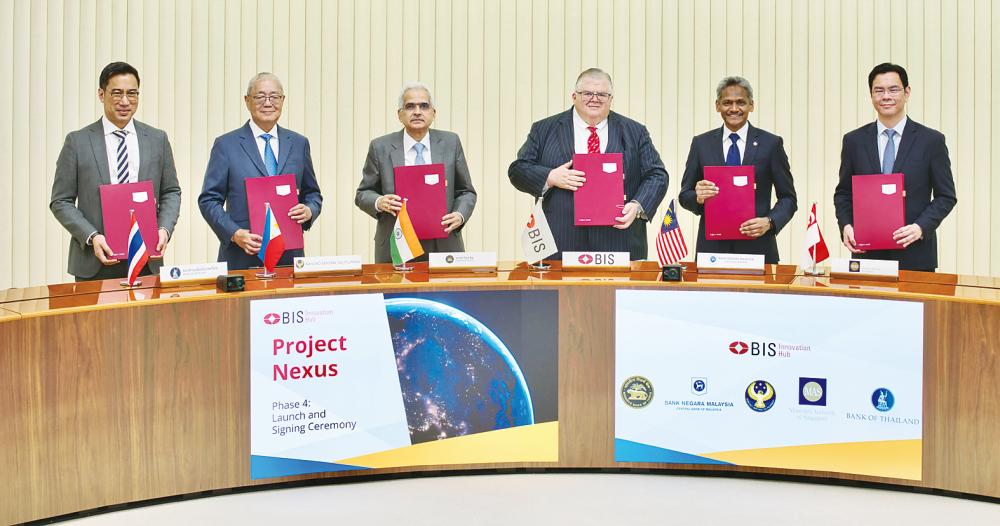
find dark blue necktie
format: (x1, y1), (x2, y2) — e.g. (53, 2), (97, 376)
(725, 133), (740, 166)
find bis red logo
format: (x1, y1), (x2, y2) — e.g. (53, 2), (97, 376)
(729, 341), (749, 355)
(578, 254), (594, 264)
(264, 313), (281, 325)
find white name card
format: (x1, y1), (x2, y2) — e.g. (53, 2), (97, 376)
(830, 258), (899, 281)
(562, 251), (631, 271)
(160, 262), (228, 286)
(293, 255), (363, 277)
(696, 252), (765, 275)
(429, 252), (498, 273)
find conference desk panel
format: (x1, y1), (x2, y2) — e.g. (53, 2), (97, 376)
(1, 266), (998, 524)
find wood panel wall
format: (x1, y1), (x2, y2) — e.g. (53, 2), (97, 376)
(1, 0), (997, 288)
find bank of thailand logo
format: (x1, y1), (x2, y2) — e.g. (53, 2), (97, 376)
(578, 253), (594, 265)
(169, 267), (181, 279)
(799, 377), (827, 406)
(729, 341), (749, 355)
(872, 388), (895, 412)
(691, 377), (707, 395)
(621, 376), (653, 408)
(263, 312), (281, 325)
(745, 380), (776, 412)
(710, 255), (717, 263)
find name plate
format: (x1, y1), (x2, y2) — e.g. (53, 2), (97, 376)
(696, 252), (765, 275)
(293, 255), (363, 277)
(429, 252), (498, 273)
(562, 251), (631, 271)
(829, 258), (899, 281)
(160, 262), (228, 286)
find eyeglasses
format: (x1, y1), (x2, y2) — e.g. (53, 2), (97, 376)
(251, 94), (285, 105)
(108, 90), (139, 102)
(576, 91), (612, 102)
(401, 102), (432, 111)
(872, 86), (904, 96)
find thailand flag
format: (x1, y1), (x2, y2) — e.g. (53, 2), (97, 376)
(258, 202), (286, 272)
(126, 210), (149, 286)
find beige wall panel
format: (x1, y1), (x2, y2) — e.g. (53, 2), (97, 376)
(2, 0), (997, 288)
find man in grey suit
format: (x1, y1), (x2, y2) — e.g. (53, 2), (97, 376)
(356, 83), (477, 263)
(50, 62), (181, 281)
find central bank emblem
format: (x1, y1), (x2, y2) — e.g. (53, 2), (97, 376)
(621, 376), (653, 408)
(745, 380), (776, 412)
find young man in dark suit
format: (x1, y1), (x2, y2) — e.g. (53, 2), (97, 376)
(834, 63), (957, 272)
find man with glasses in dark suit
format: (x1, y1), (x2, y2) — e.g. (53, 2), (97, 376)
(509, 68), (667, 260)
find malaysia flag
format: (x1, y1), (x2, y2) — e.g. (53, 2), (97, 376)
(259, 202), (286, 272)
(126, 210), (149, 286)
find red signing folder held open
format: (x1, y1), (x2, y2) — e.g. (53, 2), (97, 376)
(99, 181), (161, 259)
(394, 163), (448, 240)
(852, 173), (905, 251)
(246, 174), (304, 250)
(573, 153), (625, 226)
(704, 166), (756, 240)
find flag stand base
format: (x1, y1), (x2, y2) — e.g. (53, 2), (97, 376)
(119, 280), (142, 288)
(393, 264), (414, 272)
(255, 270), (277, 279)
(803, 265), (828, 276)
(530, 262), (551, 271)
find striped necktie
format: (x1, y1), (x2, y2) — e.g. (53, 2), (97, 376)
(113, 129), (130, 184)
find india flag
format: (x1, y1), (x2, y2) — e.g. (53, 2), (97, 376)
(390, 199), (424, 266)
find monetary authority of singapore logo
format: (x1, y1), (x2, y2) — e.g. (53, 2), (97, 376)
(621, 376), (654, 408)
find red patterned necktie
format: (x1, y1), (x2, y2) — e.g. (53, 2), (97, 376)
(587, 126), (600, 153)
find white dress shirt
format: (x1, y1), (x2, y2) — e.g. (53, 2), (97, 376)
(721, 122), (749, 164)
(102, 116), (140, 183)
(876, 116), (907, 168)
(403, 131), (433, 165)
(249, 120), (280, 166)
(573, 109), (608, 154)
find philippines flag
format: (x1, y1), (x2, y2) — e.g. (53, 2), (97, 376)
(655, 199), (689, 266)
(259, 202), (286, 272)
(126, 210), (149, 286)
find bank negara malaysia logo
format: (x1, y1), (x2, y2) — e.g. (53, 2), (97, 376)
(691, 377), (707, 396)
(745, 380), (776, 412)
(621, 376), (654, 408)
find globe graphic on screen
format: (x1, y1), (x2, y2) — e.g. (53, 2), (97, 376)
(385, 298), (535, 444)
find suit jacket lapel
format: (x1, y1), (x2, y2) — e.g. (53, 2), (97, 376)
(892, 119), (919, 173)
(275, 125), (293, 175)
(742, 125), (760, 165)
(558, 109), (575, 160)
(386, 131), (405, 194)
(429, 129), (447, 162)
(606, 112), (623, 154)
(712, 127), (726, 165)
(863, 122), (881, 173)
(135, 121), (152, 182)
(239, 122), (268, 177)
(88, 121), (112, 185)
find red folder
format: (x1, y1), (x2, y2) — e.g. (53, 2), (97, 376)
(573, 153), (625, 226)
(704, 166), (756, 240)
(245, 174), (304, 250)
(852, 173), (905, 251)
(99, 181), (161, 259)
(394, 163), (448, 240)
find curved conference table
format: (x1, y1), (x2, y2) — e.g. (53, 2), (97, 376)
(2, 261), (998, 523)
